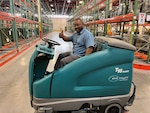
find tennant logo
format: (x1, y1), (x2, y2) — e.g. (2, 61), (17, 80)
(108, 75), (118, 82)
(108, 75), (129, 82)
(108, 67), (129, 82)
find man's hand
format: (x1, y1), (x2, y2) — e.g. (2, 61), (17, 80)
(59, 30), (69, 41)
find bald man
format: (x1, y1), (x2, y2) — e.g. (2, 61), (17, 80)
(54, 18), (94, 70)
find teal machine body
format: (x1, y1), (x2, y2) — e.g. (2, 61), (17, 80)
(29, 37), (136, 113)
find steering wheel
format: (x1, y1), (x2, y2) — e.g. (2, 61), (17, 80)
(42, 38), (60, 46)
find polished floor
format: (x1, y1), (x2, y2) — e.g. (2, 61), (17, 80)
(0, 32), (150, 113)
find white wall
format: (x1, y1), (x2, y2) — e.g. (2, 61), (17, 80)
(52, 18), (67, 31)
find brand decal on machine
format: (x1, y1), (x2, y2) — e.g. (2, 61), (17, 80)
(115, 67), (129, 73)
(108, 75), (129, 82)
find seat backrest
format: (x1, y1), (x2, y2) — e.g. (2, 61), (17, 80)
(93, 41), (103, 52)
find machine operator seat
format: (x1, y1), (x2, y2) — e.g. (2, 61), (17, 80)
(92, 41), (103, 53)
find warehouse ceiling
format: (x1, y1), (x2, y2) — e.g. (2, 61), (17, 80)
(0, 0), (77, 15)
(0, 0), (121, 16)
(42, 0), (77, 15)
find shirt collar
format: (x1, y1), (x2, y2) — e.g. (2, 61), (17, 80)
(76, 27), (85, 35)
(80, 27), (86, 34)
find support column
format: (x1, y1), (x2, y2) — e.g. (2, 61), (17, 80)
(0, 21), (2, 48)
(25, 0), (30, 43)
(37, 0), (42, 39)
(148, 41), (150, 63)
(31, 0), (37, 40)
(104, 0), (110, 36)
(10, 0), (19, 49)
(0, 35), (2, 49)
(130, 0), (138, 44)
(93, 0), (97, 36)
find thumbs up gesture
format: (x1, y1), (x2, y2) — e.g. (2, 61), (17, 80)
(59, 30), (64, 38)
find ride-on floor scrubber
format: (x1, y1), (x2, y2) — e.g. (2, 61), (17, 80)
(29, 36), (136, 113)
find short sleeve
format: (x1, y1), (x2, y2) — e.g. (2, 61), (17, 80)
(84, 32), (94, 48)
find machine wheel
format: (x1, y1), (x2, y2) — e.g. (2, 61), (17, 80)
(34, 110), (44, 113)
(104, 104), (123, 113)
(34, 110), (52, 113)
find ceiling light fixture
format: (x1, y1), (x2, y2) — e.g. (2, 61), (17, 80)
(79, 0), (83, 4)
(67, 0), (71, 3)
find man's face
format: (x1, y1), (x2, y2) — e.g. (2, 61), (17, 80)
(73, 20), (84, 33)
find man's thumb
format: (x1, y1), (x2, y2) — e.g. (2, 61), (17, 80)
(61, 30), (63, 34)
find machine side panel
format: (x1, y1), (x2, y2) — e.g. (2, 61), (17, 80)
(29, 50), (38, 96)
(51, 46), (134, 98)
(33, 74), (53, 98)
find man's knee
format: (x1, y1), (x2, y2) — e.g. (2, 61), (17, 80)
(60, 52), (71, 58)
(60, 58), (69, 67)
(57, 54), (80, 69)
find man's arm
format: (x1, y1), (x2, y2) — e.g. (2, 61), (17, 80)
(59, 30), (70, 41)
(85, 46), (94, 55)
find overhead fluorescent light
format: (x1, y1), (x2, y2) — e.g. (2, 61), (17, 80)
(79, 0), (83, 4)
(67, 0), (71, 3)
(49, 15), (71, 18)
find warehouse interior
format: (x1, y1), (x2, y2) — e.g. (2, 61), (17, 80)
(0, 0), (150, 113)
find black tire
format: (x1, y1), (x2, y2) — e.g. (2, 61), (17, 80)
(104, 104), (123, 113)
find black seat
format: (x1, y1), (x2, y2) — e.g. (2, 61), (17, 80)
(93, 41), (103, 52)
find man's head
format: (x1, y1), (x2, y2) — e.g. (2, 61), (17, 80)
(73, 18), (85, 33)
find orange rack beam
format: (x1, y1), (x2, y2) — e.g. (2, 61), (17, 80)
(134, 52), (150, 70)
(85, 13), (134, 25)
(0, 11), (38, 24)
(133, 63), (150, 70)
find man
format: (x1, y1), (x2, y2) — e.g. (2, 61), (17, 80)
(54, 18), (94, 70)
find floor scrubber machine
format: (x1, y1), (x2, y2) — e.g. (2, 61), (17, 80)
(29, 36), (136, 113)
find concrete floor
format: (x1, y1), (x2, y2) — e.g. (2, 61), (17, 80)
(0, 32), (150, 113)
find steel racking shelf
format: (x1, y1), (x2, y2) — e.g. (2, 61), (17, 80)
(0, 0), (53, 67)
(85, 13), (134, 24)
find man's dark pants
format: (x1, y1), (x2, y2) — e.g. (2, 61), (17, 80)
(54, 52), (80, 70)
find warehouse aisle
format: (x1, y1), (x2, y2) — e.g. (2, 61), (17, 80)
(0, 32), (150, 113)
(129, 69), (150, 113)
(0, 32), (72, 113)
(0, 40), (35, 113)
